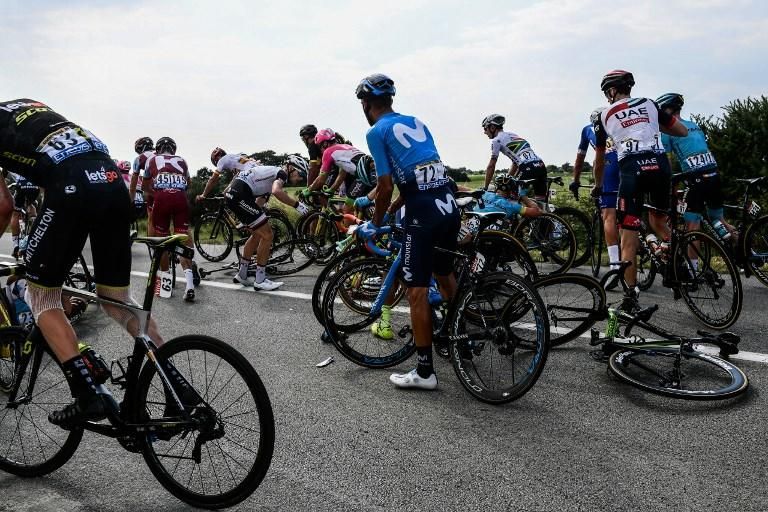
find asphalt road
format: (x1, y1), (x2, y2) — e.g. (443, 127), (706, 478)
(1, 238), (767, 512)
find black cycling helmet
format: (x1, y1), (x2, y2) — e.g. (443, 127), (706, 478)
(155, 136), (177, 155)
(134, 136), (153, 154)
(656, 93), (684, 111)
(482, 114), (505, 129)
(494, 173), (516, 193)
(600, 70), (635, 92)
(299, 124), (318, 138)
(355, 73), (396, 99)
(211, 147), (226, 166)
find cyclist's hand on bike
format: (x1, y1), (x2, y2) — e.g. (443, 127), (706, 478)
(195, 194), (206, 203)
(321, 185), (335, 196)
(295, 201), (310, 216)
(298, 187), (311, 200)
(357, 221), (378, 241)
(590, 185), (602, 199)
(354, 196), (373, 209)
(568, 180), (580, 199)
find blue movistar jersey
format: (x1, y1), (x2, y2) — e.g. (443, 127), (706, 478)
(365, 112), (449, 196)
(578, 124), (620, 194)
(661, 118), (717, 173)
(477, 191), (522, 218)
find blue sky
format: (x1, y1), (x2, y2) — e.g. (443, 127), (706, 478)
(1, 0), (766, 173)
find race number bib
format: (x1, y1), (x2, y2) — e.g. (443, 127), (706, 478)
(36, 126), (109, 164)
(414, 161), (447, 190)
(159, 271), (173, 298)
(515, 149), (537, 164)
(677, 201), (688, 214)
(748, 201), (761, 218)
(155, 172), (188, 190)
(685, 152), (716, 170)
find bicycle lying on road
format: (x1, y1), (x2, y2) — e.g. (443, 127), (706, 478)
(0, 235), (275, 509)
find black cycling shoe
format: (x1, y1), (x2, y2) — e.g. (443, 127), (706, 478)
(184, 289), (195, 303)
(619, 289), (641, 315)
(49, 394), (107, 428)
(191, 261), (201, 287)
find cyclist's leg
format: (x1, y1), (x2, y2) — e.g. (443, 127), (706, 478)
(600, 193), (620, 269)
(647, 155), (672, 242)
(617, 161), (642, 288)
(152, 193), (173, 271)
(169, 192), (196, 296)
(226, 183), (264, 283)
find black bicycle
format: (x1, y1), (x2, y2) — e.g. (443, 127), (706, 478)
(0, 235), (274, 509)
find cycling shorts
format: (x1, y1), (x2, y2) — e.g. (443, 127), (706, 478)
(617, 152), (671, 229)
(13, 187), (40, 212)
(226, 179), (267, 229)
(517, 160), (547, 198)
(152, 189), (190, 236)
(24, 154), (132, 288)
(599, 191), (618, 210)
(682, 171), (723, 222)
(346, 179), (374, 199)
(401, 186), (461, 287)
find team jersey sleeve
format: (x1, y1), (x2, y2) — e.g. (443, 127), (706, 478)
(308, 144), (322, 163)
(216, 154), (236, 174)
(490, 138), (501, 159)
(577, 126), (591, 155)
(655, 102), (676, 129)
(365, 127), (392, 177)
(319, 147), (335, 173)
(591, 112), (608, 149)
(276, 169), (288, 183)
(131, 156), (140, 175)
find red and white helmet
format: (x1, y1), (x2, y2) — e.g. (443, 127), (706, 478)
(314, 128), (336, 145)
(113, 159), (132, 173)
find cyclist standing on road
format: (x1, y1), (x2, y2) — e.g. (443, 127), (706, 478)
(481, 114), (548, 202)
(572, 119), (622, 274)
(130, 136), (154, 235)
(656, 93), (734, 239)
(141, 136), (199, 302)
(197, 150), (309, 291)
(0, 98), (164, 425)
(591, 71), (688, 311)
(356, 74), (460, 390)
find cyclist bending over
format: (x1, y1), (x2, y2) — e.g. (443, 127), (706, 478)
(356, 74), (460, 391)
(197, 150), (308, 290)
(6, 171), (40, 259)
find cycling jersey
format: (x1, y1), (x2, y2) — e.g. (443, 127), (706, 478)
(660, 118), (717, 173)
(490, 131), (544, 167)
(132, 150), (154, 181)
(218, 154), (287, 198)
(320, 144), (364, 174)
(143, 154), (190, 192)
(0, 99), (110, 188)
(477, 191), (523, 217)
(9, 172), (39, 190)
(144, 153), (191, 235)
(578, 124), (620, 193)
(593, 98), (674, 161)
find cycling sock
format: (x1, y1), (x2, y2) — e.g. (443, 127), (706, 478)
(416, 346), (434, 378)
(62, 355), (98, 397)
(254, 265), (266, 284)
(607, 245), (620, 268)
(380, 304), (391, 327)
(184, 268), (194, 290)
(238, 258), (250, 280)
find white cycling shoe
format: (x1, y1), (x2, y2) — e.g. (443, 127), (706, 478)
(389, 369), (438, 390)
(253, 278), (283, 291)
(233, 274), (253, 286)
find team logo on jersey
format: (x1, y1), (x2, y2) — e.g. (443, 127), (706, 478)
(393, 118), (428, 149)
(434, 193), (458, 216)
(0, 101), (47, 113)
(1, 151), (36, 167)
(84, 167), (120, 184)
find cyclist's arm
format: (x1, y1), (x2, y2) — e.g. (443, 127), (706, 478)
(593, 147), (606, 188)
(373, 174), (393, 226)
(197, 171), (221, 201)
(658, 107), (688, 137)
(0, 179), (13, 235)
(484, 156), (497, 189)
(307, 160), (320, 187)
(386, 190), (403, 217)
(271, 178), (296, 207)
(573, 152), (586, 182)
(141, 173), (154, 204)
(329, 169), (346, 192)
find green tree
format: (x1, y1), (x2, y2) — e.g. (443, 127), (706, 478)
(561, 162), (572, 174)
(446, 165), (470, 182)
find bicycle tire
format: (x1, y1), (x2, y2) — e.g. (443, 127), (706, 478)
(322, 257), (414, 368)
(298, 211), (340, 265)
(554, 206), (592, 268)
(136, 335), (275, 509)
(590, 211), (604, 278)
(532, 273), (607, 347)
(0, 329), (84, 477)
(636, 241), (658, 291)
(0, 326), (22, 392)
(513, 213), (576, 276)
(673, 230), (742, 329)
(234, 212), (296, 263)
(448, 272), (549, 404)
(194, 213), (233, 262)
(607, 346), (748, 400)
(743, 214), (768, 287)
(312, 246), (367, 325)
(266, 238), (317, 276)
(474, 230), (539, 281)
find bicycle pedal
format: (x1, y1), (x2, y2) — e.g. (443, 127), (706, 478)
(589, 349), (609, 362)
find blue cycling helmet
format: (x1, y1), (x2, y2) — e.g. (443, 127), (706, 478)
(355, 74), (396, 99)
(656, 93), (684, 111)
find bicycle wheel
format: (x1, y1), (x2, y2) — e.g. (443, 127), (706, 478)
(298, 211), (340, 265)
(533, 273), (606, 347)
(136, 335), (274, 509)
(513, 213), (576, 276)
(475, 230), (538, 281)
(312, 246), (367, 325)
(65, 255), (96, 293)
(266, 208), (295, 245)
(266, 238), (317, 276)
(744, 215), (768, 287)
(636, 241), (658, 291)
(590, 211), (604, 278)
(0, 329), (84, 476)
(322, 257), (413, 368)
(555, 206), (592, 268)
(608, 346), (748, 400)
(194, 214), (233, 262)
(449, 272), (549, 404)
(0, 327), (22, 392)
(673, 230), (742, 329)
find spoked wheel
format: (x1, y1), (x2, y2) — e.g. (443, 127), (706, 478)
(312, 247), (367, 325)
(194, 214), (234, 263)
(608, 347), (748, 400)
(0, 329), (84, 477)
(554, 206), (592, 268)
(235, 213), (295, 263)
(298, 212), (340, 265)
(266, 238), (318, 276)
(533, 273), (607, 347)
(449, 272), (549, 404)
(590, 212), (604, 278)
(636, 241), (658, 291)
(322, 257), (413, 368)
(673, 230), (742, 329)
(744, 215), (768, 287)
(136, 336), (274, 509)
(474, 231), (538, 281)
(513, 213), (576, 276)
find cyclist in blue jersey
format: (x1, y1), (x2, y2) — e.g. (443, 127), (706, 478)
(572, 119), (621, 273)
(476, 173), (541, 219)
(656, 93), (733, 237)
(356, 73), (460, 390)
